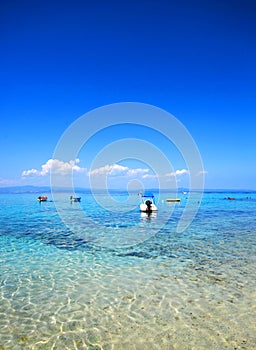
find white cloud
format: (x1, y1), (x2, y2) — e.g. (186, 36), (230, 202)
(88, 164), (150, 177)
(22, 159), (86, 177)
(165, 169), (189, 177)
(142, 173), (158, 179)
(88, 164), (126, 176)
(127, 168), (149, 177)
(22, 168), (40, 176)
(175, 169), (189, 176)
(197, 170), (208, 175)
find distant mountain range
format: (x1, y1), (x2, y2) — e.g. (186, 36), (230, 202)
(0, 186), (64, 194)
(0, 186), (255, 194)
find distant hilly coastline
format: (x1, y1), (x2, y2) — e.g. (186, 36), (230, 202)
(0, 186), (255, 194)
(0, 186), (68, 194)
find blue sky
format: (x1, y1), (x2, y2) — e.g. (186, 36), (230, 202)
(1, 0), (256, 189)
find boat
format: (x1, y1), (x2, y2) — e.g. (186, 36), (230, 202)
(166, 198), (181, 202)
(70, 195), (81, 202)
(37, 196), (48, 202)
(139, 193), (158, 213)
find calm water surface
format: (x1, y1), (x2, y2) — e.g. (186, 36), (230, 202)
(0, 192), (255, 349)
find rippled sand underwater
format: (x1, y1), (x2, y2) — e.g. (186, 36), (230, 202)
(0, 192), (255, 349)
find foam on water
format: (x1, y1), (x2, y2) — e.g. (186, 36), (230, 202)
(0, 192), (255, 349)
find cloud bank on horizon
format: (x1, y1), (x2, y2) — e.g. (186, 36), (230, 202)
(88, 164), (149, 177)
(19, 158), (192, 189)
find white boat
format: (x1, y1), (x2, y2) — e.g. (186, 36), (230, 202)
(139, 193), (158, 213)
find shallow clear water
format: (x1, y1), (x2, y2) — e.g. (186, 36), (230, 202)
(0, 192), (255, 349)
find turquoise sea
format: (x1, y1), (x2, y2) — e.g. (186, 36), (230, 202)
(0, 191), (255, 350)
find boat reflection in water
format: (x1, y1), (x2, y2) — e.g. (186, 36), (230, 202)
(140, 211), (157, 222)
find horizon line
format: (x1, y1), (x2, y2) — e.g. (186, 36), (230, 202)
(0, 185), (256, 193)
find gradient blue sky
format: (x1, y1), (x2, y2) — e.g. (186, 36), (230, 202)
(1, 0), (256, 189)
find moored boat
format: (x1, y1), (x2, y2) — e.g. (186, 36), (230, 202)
(37, 196), (48, 202)
(139, 193), (158, 213)
(70, 195), (81, 202)
(166, 198), (181, 202)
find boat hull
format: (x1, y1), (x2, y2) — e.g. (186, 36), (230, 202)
(37, 196), (48, 202)
(140, 203), (158, 212)
(71, 198), (81, 202)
